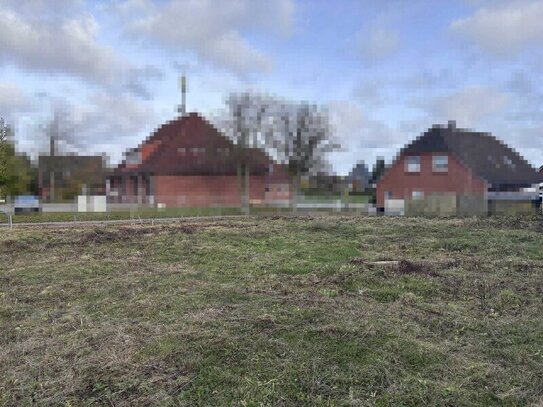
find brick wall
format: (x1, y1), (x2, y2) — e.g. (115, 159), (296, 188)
(376, 153), (487, 208)
(154, 175), (267, 207)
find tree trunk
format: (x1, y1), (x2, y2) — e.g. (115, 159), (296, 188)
(237, 162), (243, 212)
(243, 162), (250, 215)
(291, 172), (300, 213)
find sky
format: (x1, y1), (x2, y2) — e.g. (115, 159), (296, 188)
(0, 0), (542, 174)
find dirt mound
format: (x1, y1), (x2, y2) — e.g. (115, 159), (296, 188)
(349, 257), (439, 276)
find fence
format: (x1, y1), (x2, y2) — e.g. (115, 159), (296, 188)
(0, 194), (379, 226)
(401, 192), (540, 217)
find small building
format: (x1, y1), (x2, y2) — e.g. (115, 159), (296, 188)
(38, 155), (106, 202)
(346, 162), (371, 192)
(107, 113), (292, 208)
(376, 121), (543, 215)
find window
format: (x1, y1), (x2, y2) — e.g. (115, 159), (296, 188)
(125, 150), (142, 165)
(177, 147), (186, 154)
(412, 190), (424, 200)
(190, 147), (205, 154)
(503, 155), (515, 169)
(432, 155), (448, 172)
(385, 191), (393, 199)
(405, 156), (420, 173)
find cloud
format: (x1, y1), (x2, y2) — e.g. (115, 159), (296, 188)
(0, 0), (85, 17)
(328, 100), (405, 149)
(414, 86), (508, 128)
(121, 0), (295, 76)
(356, 26), (400, 61)
(352, 79), (389, 108)
(0, 82), (36, 119)
(67, 91), (158, 149)
(0, 8), (124, 85)
(124, 65), (165, 100)
(13, 90), (160, 162)
(450, 0), (543, 56)
(327, 100), (405, 173)
(0, 5), (164, 98)
(504, 70), (543, 123)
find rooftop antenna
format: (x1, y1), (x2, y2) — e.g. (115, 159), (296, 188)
(178, 74), (187, 117)
(48, 111), (60, 157)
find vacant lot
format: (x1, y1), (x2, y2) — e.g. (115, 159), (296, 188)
(1, 216), (542, 406)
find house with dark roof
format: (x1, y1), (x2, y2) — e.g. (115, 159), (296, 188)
(107, 112), (291, 208)
(376, 121), (543, 213)
(38, 155), (106, 202)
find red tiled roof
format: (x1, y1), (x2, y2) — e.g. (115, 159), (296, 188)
(113, 113), (276, 176)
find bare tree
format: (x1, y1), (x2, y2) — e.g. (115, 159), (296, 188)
(42, 110), (83, 201)
(266, 101), (340, 211)
(221, 92), (274, 214)
(219, 93), (339, 213)
(45, 109), (84, 156)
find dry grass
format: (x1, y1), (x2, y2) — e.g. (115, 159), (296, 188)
(1, 216), (542, 406)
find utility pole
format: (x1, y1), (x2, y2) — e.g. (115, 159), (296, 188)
(48, 113), (58, 202)
(178, 74), (187, 117)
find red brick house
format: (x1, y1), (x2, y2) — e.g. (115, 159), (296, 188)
(107, 113), (292, 207)
(376, 121), (543, 210)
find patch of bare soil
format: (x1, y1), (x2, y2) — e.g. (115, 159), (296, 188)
(350, 257), (440, 276)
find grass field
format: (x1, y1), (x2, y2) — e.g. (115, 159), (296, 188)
(1, 216), (542, 406)
(5, 205), (365, 225)
(7, 207), (243, 224)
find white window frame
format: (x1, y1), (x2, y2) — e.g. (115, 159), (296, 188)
(432, 155), (448, 172)
(411, 190), (424, 200)
(405, 156), (421, 173)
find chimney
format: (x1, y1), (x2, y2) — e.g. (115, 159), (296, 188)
(448, 120), (456, 130)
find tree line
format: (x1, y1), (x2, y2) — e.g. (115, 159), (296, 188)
(0, 92), (386, 203)
(0, 118), (37, 199)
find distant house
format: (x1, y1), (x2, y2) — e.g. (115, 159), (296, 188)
(107, 112), (291, 207)
(38, 155), (106, 202)
(346, 162), (371, 192)
(376, 121), (543, 212)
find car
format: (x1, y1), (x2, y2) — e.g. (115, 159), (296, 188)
(14, 195), (41, 214)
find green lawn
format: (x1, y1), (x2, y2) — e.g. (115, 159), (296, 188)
(1, 216), (542, 405)
(8, 207), (243, 224)
(301, 194), (371, 203)
(7, 204), (367, 224)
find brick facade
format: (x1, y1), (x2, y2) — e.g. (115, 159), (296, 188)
(376, 152), (487, 208)
(109, 113), (293, 207)
(154, 175), (266, 207)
